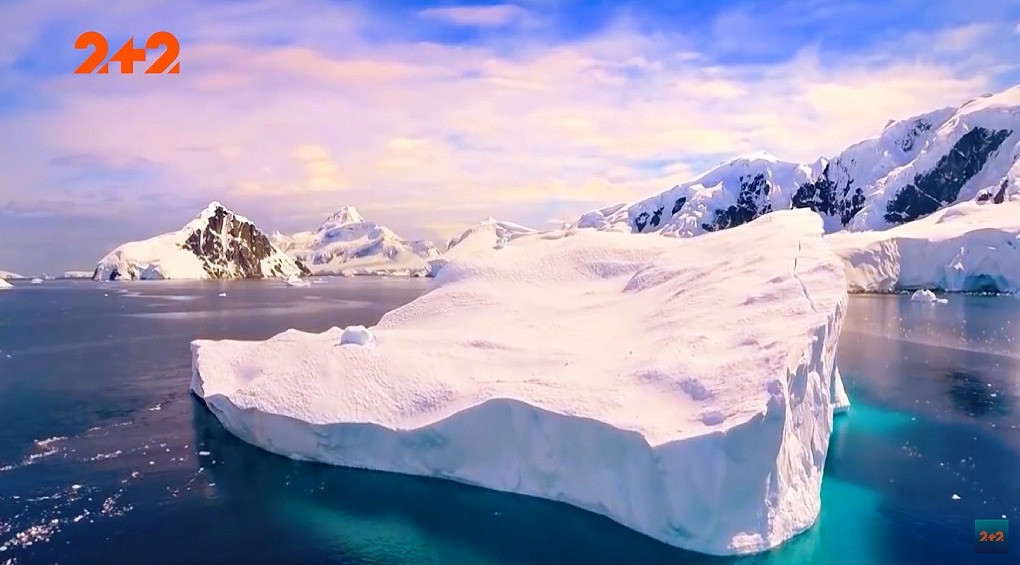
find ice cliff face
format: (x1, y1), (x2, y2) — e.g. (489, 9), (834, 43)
(272, 206), (439, 276)
(581, 85), (1019, 236)
(192, 209), (847, 556)
(827, 199), (1020, 293)
(93, 202), (309, 281)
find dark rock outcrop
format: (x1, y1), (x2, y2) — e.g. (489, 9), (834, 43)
(884, 127), (1012, 224)
(701, 173), (772, 232)
(182, 205), (311, 278)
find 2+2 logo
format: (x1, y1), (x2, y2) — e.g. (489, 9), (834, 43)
(74, 32), (180, 74)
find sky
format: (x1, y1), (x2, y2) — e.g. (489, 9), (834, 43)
(1, 0), (1019, 274)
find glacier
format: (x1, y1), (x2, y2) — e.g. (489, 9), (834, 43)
(93, 202), (308, 281)
(826, 200), (1020, 293)
(191, 209), (848, 556)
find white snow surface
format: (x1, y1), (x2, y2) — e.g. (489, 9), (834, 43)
(192, 209), (848, 556)
(0, 270), (24, 280)
(338, 325), (375, 346)
(0, 279), (12, 290)
(273, 206), (439, 276)
(428, 218), (537, 276)
(826, 199), (1020, 292)
(61, 271), (93, 279)
(93, 202), (306, 281)
(579, 85), (1020, 236)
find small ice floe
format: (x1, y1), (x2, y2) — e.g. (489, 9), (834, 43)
(218, 292), (227, 297)
(198, 450), (211, 456)
(338, 325), (375, 346)
(285, 275), (310, 287)
(30, 278), (43, 285)
(910, 289), (947, 304)
(952, 494), (961, 500)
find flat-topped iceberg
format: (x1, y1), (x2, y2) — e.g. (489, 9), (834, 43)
(191, 209), (848, 556)
(826, 200), (1020, 293)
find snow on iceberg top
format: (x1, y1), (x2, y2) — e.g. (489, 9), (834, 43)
(192, 209), (845, 446)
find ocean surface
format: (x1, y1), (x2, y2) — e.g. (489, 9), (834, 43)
(0, 280), (1018, 564)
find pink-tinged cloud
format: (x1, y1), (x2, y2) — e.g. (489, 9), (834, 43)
(418, 4), (530, 27)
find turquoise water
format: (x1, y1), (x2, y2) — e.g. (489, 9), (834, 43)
(0, 283), (1018, 564)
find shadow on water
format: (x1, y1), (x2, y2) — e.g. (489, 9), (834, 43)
(943, 369), (1013, 417)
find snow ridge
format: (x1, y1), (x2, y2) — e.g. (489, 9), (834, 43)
(581, 84), (1020, 237)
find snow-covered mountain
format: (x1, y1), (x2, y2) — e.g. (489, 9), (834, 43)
(272, 206), (439, 276)
(428, 218), (538, 276)
(579, 85), (1020, 237)
(0, 270), (24, 280)
(93, 202), (309, 281)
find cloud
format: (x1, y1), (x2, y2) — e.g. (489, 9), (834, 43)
(418, 4), (530, 28)
(1, 0), (1019, 273)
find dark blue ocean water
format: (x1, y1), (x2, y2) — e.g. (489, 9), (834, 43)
(0, 281), (1018, 564)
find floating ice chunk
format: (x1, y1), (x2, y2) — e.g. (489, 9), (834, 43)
(30, 278), (43, 285)
(910, 289), (939, 303)
(0, 279), (11, 290)
(285, 275), (310, 287)
(191, 209), (847, 556)
(338, 325), (375, 346)
(833, 368), (851, 414)
(218, 292), (227, 297)
(952, 494), (961, 500)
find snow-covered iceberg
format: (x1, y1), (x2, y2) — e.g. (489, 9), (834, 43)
(826, 200), (1020, 293)
(93, 202), (309, 281)
(0, 279), (12, 290)
(272, 206), (439, 277)
(192, 209), (848, 556)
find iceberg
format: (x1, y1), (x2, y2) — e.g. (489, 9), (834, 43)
(826, 200), (1020, 293)
(191, 209), (848, 556)
(0, 279), (12, 290)
(909, 289), (947, 304)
